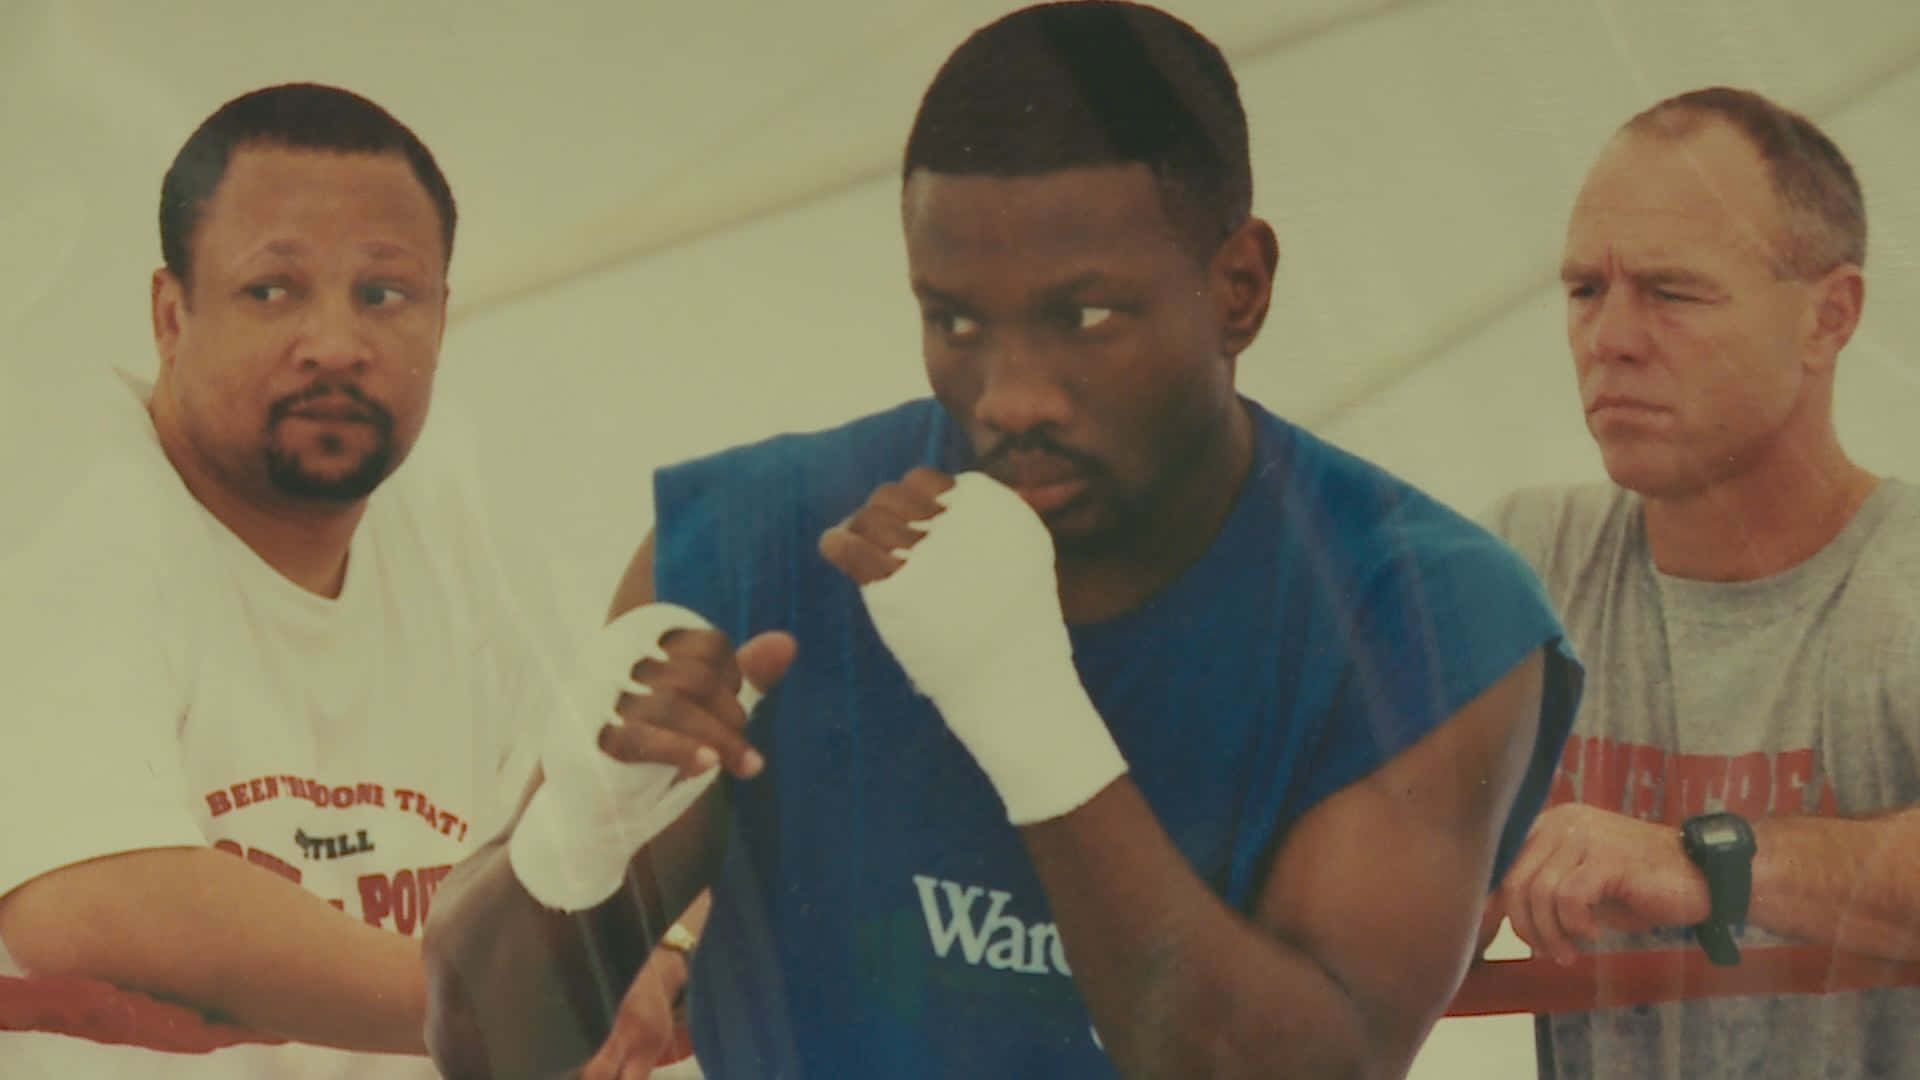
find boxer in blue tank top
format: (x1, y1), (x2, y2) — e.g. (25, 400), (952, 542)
(423, 6), (1582, 1078)
(653, 398), (1579, 1077)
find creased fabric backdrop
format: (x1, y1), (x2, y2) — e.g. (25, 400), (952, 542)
(4, 3), (1917, 1074)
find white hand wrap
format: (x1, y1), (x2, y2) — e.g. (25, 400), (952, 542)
(509, 603), (755, 912)
(860, 472), (1127, 824)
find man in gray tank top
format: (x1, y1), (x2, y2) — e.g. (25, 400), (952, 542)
(1481, 86), (1920, 1079)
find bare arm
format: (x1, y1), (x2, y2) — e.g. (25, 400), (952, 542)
(577, 888), (716, 1079)
(1746, 809), (1920, 961)
(1023, 652), (1545, 1080)
(1459, 813), (1920, 1014)
(0, 848), (426, 1053)
(1498, 802), (1920, 972)
(422, 532), (732, 1079)
(424, 781), (724, 1078)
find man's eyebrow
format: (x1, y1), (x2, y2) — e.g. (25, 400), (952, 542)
(1633, 267), (1720, 290)
(1556, 263), (1720, 291)
(360, 241), (425, 263)
(910, 278), (964, 304)
(239, 239), (427, 267)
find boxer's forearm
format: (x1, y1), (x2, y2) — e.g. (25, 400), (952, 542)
(1749, 808), (1920, 962)
(1022, 783), (1371, 1080)
(0, 847), (426, 1053)
(422, 786), (725, 1079)
(423, 838), (604, 1077)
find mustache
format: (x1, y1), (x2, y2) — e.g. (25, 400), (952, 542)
(267, 382), (394, 432)
(974, 431), (1100, 472)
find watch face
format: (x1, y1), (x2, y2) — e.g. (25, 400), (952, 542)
(1700, 822), (1741, 846)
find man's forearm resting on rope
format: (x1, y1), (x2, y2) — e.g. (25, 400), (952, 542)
(0, 848), (427, 1053)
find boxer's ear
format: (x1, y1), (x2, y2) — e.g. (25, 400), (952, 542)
(1214, 218), (1277, 359)
(152, 268), (188, 369)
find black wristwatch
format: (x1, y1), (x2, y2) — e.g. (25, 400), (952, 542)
(1680, 812), (1756, 966)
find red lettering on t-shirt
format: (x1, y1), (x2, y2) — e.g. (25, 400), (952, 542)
(1775, 749), (1815, 814)
(201, 774), (474, 868)
(391, 870), (419, 936)
(355, 866), (453, 936)
(1627, 744), (1667, 820)
(1581, 738), (1636, 811)
(1815, 782), (1840, 817)
(211, 839), (302, 885)
(1664, 752), (1728, 824)
(358, 874), (392, 928)
(1554, 738), (1840, 824)
(245, 847), (300, 885)
(1723, 752), (1771, 817)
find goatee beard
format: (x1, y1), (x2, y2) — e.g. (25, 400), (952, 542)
(265, 440), (393, 502)
(262, 383), (398, 502)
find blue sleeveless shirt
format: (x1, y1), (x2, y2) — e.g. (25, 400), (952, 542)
(653, 398), (1580, 1078)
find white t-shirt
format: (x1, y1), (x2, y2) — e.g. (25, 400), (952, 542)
(0, 372), (551, 1077)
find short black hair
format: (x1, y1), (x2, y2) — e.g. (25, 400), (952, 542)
(160, 83), (457, 288)
(903, 1), (1251, 260)
(1625, 86), (1865, 277)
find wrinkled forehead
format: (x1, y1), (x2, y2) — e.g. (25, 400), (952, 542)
(1565, 129), (1786, 271)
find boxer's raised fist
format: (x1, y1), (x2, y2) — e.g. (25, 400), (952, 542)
(593, 615), (793, 781)
(817, 466), (954, 586)
(822, 471), (1127, 826)
(510, 604), (792, 912)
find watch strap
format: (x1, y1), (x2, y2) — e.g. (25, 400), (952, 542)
(1682, 813), (1755, 967)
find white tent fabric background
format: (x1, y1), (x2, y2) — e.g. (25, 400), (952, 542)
(3, 2), (1917, 1076)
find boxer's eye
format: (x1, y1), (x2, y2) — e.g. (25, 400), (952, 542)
(358, 283), (409, 308)
(927, 310), (980, 342)
(1076, 306), (1115, 331)
(1039, 302), (1116, 335)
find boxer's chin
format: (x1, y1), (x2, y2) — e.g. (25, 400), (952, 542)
(264, 442), (393, 502)
(1042, 499), (1129, 559)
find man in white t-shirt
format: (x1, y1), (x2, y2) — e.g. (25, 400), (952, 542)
(0, 82), (694, 1078)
